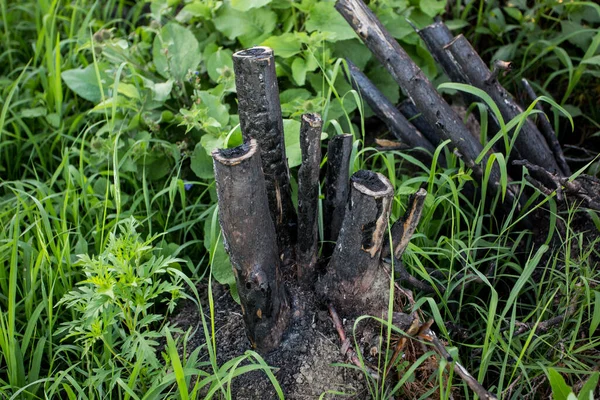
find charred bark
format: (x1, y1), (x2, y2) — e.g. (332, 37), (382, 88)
(296, 113), (323, 284)
(381, 188), (427, 261)
(324, 134), (353, 256)
(398, 99), (440, 147)
(212, 140), (290, 352)
(417, 21), (503, 145)
(344, 59), (435, 156)
(445, 35), (561, 174)
(521, 78), (571, 176)
(335, 0), (504, 198)
(233, 47), (297, 261)
(318, 170), (394, 316)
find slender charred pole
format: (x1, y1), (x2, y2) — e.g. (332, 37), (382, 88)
(324, 134), (353, 256)
(521, 78), (571, 176)
(445, 35), (561, 174)
(296, 113), (323, 284)
(397, 99), (440, 147)
(344, 59), (435, 156)
(335, 0), (504, 198)
(318, 171), (394, 316)
(233, 47), (297, 261)
(212, 140), (290, 353)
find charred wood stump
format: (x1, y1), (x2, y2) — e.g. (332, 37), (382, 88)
(233, 47), (297, 261)
(324, 134), (354, 256)
(296, 113), (323, 284)
(445, 35), (562, 175)
(335, 0), (504, 199)
(318, 170), (394, 316)
(212, 140), (290, 353)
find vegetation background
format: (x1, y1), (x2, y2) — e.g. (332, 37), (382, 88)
(0, 0), (599, 398)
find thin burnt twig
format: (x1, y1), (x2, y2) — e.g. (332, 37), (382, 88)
(327, 303), (381, 380)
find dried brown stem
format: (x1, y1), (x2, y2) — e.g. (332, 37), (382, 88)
(327, 303), (381, 380)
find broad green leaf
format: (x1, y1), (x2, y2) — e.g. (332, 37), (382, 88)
(231, 0), (272, 12)
(582, 55), (600, 66)
(419, 0), (446, 18)
(377, 8), (417, 43)
(214, 6), (277, 46)
(206, 47), (234, 83)
(190, 142), (215, 180)
(153, 22), (202, 81)
(283, 118), (326, 168)
(20, 107), (47, 118)
(548, 368), (574, 400)
(200, 133), (227, 155)
(561, 21), (595, 51)
(334, 39), (372, 70)
(305, 1), (356, 42)
(261, 33), (302, 58)
(367, 65), (399, 105)
(291, 57), (307, 86)
(283, 118), (302, 168)
(197, 91), (229, 127)
(179, 2), (212, 19)
(61, 64), (110, 103)
(578, 372), (599, 400)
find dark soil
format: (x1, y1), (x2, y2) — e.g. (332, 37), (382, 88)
(170, 285), (373, 399)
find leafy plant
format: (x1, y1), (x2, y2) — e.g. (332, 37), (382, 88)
(56, 217), (186, 395)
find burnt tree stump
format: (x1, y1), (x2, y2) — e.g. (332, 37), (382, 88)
(233, 47), (297, 262)
(212, 140), (290, 352)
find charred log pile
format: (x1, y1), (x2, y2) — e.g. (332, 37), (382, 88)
(209, 1), (598, 397)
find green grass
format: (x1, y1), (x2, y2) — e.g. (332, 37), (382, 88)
(1, 0), (599, 398)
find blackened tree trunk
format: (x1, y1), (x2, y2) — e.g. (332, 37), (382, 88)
(318, 170), (394, 316)
(233, 47), (298, 261)
(212, 140), (290, 352)
(296, 113), (323, 284)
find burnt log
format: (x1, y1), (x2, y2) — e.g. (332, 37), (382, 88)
(324, 134), (353, 255)
(212, 140), (290, 352)
(318, 170), (394, 316)
(344, 59), (436, 156)
(445, 35), (561, 174)
(417, 21), (503, 145)
(233, 47), (297, 261)
(296, 113), (323, 284)
(335, 0), (504, 198)
(398, 99), (440, 147)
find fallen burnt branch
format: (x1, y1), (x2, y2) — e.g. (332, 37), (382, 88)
(212, 140), (290, 352)
(514, 160), (600, 211)
(416, 323), (498, 399)
(444, 35), (561, 174)
(398, 99), (441, 147)
(344, 59), (435, 156)
(335, 0), (505, 199)
(521, 78), (571, 176)
(296, 113), (323, 284)
(233, 47), (297, 261)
